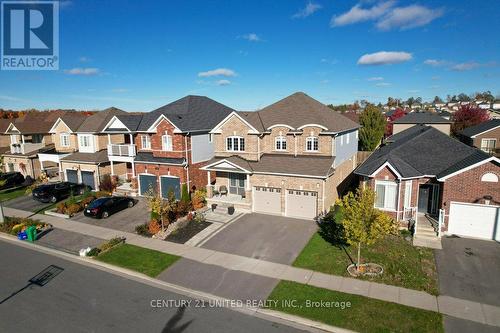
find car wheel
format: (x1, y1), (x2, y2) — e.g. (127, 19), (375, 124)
(128, 201), (134, 208)
(102, 211), (109, 219)
(50, 196), (57, 203)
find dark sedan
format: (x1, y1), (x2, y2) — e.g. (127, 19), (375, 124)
(32, 182), (91, 203)
(83, 196), (135, 219)
(0, 172), (25, 190)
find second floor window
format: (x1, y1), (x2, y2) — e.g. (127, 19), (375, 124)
(31, 134), (43, 144)
(481, 139), (496, 155)
(79, 135), (91, 147)
(275, 136), (286, 151)
(162, 134), (173, 151)
(141, 135), (151, 150)
(60, 133), (70, 147)
(306, 137), (318, 152)
(226, 136), (245, 151)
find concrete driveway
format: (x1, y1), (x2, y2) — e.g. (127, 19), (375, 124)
(435, 237), (500, 333)
(201, 213), (318, 265)
(3, 194), (56, 213)
(71, 198), (148, 233)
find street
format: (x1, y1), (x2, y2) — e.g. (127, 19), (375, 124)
(0, 240), (305, 333)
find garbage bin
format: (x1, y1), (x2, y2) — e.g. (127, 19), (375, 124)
(26, 226), (37, 242)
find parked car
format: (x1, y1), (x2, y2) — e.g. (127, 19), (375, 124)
(0, 172), (25, 190)
(32, 182), (92, 203)
(83, 196), (135, 219)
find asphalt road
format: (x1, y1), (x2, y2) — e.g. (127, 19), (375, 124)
(0, 240), (305, 333)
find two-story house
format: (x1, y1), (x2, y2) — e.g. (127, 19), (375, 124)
(392, 112), (452, 135)
(201, 92), (360, 219)
(59, 108), (128, 190)
(459, 119), (500, 157)
(101, 95), (233, 198)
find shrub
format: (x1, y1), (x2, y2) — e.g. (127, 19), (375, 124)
(176, 200), (192, 218)
(66, 203), (81, 216)
(135, 223), (152, 237)
(25, 182), (40, 194)
(191, 189), (206, 210)
(99, 174), (115, 193)
(148, 219), (161, 235)
(181, 183), (190, 203)
(94, 191), (109, 198)
(130, 177), (138, 189)
(87, 247), (101, 257)
(0, 217), (47, 235)
(56, 202), (66, 213)
(80, 196), (96, 207)
(99, 237), (125, 252)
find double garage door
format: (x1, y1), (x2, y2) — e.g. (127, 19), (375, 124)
(65, 170), (96, 190)
(253, 186), (317, 219)
(448, 202), (500, 241)
(139, 174), (180, 200)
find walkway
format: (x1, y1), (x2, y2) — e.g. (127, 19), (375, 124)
(4, 206), (500, 328)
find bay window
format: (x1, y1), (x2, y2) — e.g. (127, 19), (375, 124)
(375, 180), (398, 210)
(226, 136), (245, 151)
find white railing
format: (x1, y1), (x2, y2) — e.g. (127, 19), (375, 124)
(438, 209), (444, 238)
(403, 207), (417, 221)
(10, 142), (44, 154)
(107, 144), (136, 157)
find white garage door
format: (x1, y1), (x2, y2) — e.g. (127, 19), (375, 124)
(448, 202), (500, 240)
(253, 186), (281, 215)
(286, 190), (317, 220)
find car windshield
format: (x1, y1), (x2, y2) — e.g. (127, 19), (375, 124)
(36, 185), (54, 191)
(87, 198), (109, 208)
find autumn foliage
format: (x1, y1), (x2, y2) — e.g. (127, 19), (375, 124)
(385, 108), (407, 136)
(452, 105), (490, 136)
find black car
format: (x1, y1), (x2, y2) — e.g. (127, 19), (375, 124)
(83, 196), (135, 219)
(32, 182), (91, 203)
(0, 172), (25, 190)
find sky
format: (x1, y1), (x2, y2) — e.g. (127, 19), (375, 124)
(0, 0), (499, 112)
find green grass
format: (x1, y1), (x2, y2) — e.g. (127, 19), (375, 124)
(267, 281), (443, 333)
(0, 186), (27, 202)
(294, 232), (438, 295)
(96, 244), (180, 277)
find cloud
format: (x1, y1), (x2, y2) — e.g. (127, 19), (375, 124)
(450, 61), (481, 71)
(216, 79), (231, 86)
(0, 95), (23, 101)
(376, 5), (444, 30)
(423, 59), (447, 67)
(331, 1), (443, 31)
(111, 88), (129, 93)
(375, 82), (391, 87)
(240, 33), (262, 42)
(64, 67), (100, 75)
(407, 89), (420, 94)
(320, 58), (338, 65)
(292, 2), (322, 19)
(367, 76), (384, 81)
(79, 56), (91, 62)
(198, 68), (237, 77)
(357, 51), (412, 66)
(331, 1), (395, 27)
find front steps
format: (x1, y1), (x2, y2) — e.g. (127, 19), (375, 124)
(413, 214), (442, 249)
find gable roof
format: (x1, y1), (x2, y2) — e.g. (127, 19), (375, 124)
(77, 107), (127, 133)
(6, 113), (59, 134)
(355, 125), (494, 179)
(255, 92), (359, 133)
(393, 112), (451, 124)
(0, 118), (12, 133)
(137, 95), (234, 132)
(102, 114), (144, 132)
(50, 113), (88, 133)
(460, 119), (500, 138)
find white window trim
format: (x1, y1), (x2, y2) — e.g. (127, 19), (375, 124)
(275, 136), (287, 151)
(346, 133), (350, 144)
(77, 134), (95, 152)
(60, 133), (70, 147)
(374, 180), (398, 211)
(162, 133), (173, 151)
(340, 135), (343, 146)
(226, 136), (245, 152)
(306, 136), (319, 152)
(480, 138), (496, 154)
(404, 180), (412, 208)
(141, 135), (151, 150)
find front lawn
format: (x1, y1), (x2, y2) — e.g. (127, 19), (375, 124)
(293, 232), (438, 295)
(267, 281), (443, 333)
(96, 244), (180, 277)
(0, 186), (27, 202)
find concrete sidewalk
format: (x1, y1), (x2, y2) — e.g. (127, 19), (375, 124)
(5, 206), (500, 328)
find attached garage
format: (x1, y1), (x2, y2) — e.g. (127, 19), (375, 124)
(253, 186), (281, 215)
(81, 171), (96, 190)
(448, 202), (500, 241)
(139, 174), (157, 196)
(66, 169), (78, 184)
(160, 176), (181, 200)
(286, 189), (318, 220)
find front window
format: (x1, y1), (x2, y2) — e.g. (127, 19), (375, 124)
(162, 133), (172, 151)
(226, 136), (245, 151)
(60, 133), (70, 147)
(481, 139), (496, 155)
(141, 135), (151, 150)
(275, 136), (287, 151)
(375, 180), (398, 210)
(306, 137), (319, 151)
(31, 134), (43, 143)
(79, 135), (91, 147)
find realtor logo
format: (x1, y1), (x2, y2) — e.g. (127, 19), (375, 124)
(1, 1), (59, 70)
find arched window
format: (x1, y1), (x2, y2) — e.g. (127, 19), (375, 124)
(226, 136), (245, 151)
(275, 136), (287, 151)
(481, 173), (498, 182)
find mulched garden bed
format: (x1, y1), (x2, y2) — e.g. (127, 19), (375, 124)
(165, 219), (212, 244)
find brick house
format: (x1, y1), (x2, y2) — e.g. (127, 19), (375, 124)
(459, 119), (500, 157)
(355, 125), (500, 241)
(102, 95), (233, 198)
(392, 112), (452, 135)
(201, 92), (360, 219)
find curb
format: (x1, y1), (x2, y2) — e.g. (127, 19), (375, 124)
(0, 233), (350, 333)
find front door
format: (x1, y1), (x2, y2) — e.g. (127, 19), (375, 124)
(228, 173), (246, 197)
(418, 186), (429, 213)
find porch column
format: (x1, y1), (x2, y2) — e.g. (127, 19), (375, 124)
(129, 133), (133, 144)
(110, 160), (115, 175)
(206, 171), (213, 198)
(58, 162), (63, 181)
(131, 161), (135, 177)
(39, 159), (44, 170)
(21, 135), (25, 144)
(207, 171), (211, 185)
(246, 174), (251, 191)
(107, 134), (111, 145)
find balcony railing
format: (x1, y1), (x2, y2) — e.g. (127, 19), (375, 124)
(107, 144), (136, 157)
(10, 142), (44, 154)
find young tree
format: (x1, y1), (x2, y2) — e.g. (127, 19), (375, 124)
(337, 187), (396, 271)
(145, 186), (174, 232)
(452, 104), (490, 136)
(359, 104), (386, 151)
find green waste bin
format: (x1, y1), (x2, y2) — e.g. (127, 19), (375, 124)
(26, 226), (37, 242)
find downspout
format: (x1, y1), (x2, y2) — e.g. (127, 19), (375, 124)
(257, 134), (261, 161)
(185, 134), (190, 190)
(397, 179), (402, 222)
(96, 162), (101, 191)
(294, 133), (297, 157)
(30, 157), (35, 178)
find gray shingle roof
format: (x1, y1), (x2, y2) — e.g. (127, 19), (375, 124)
(60, 113), (88, 132)
(393, 112), (451, 124)
(134, 152), (185, 165)
(460, 119), (500, 138)
(77, 107), (127, 133)
(137, 95), (234, 132)
(60, 150), (109, 164)
(102, 114), (143, 132)
(355, 125), (491, 179)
